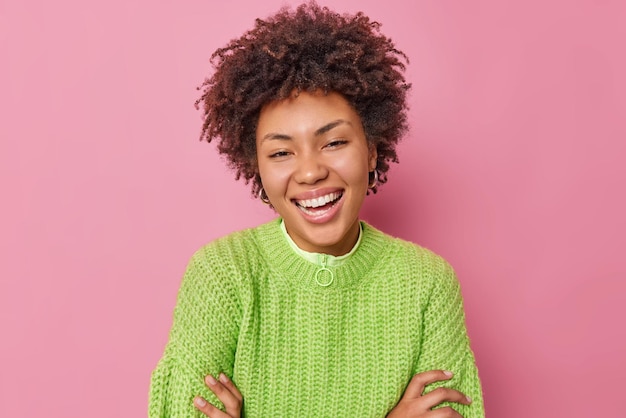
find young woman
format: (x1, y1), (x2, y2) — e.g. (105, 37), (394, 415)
(149, 3), (484, 417)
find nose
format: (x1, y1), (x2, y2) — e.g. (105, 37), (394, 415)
(294, 152), (329, 184)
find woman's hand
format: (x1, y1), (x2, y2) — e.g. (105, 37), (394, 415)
(386, 370), (472, 417)
(193, 373), (242, 418)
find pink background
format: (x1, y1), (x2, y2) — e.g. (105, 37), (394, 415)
(1, 0), (625, 417)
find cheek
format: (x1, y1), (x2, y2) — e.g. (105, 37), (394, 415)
(258, 163), (290, 196)
(334, 154), (371, 185)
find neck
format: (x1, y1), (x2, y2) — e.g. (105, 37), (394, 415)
(287, 219), (361, 256)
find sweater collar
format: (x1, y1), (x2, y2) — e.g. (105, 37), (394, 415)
(278, 218), (363, 268)
(254, 218), (388, 290)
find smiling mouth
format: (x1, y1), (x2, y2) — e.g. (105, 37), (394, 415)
(294, 191), (343, 216)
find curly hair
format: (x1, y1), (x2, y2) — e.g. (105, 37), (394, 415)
(195, 1), (411, 195)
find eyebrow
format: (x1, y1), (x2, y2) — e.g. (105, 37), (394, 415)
(261, 119), (351, 142)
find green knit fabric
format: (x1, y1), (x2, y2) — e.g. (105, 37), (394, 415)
(149, 219), (484, 417)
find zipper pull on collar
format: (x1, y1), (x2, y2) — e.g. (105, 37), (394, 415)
(315, 254), (334, 287)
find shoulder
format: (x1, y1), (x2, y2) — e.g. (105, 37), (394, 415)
(361, 222), (460, 295)
(192, 219), (279, 263)
(362, 222), (455, 272)
(183, 219), (281, 286)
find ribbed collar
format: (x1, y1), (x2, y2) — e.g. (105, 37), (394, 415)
(252, 218), (388, 291)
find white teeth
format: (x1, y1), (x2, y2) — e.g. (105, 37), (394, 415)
(298, 205), (333, 217)
(296, 192), (342, 208)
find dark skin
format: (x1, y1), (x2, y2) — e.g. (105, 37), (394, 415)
(193, 370), (471, 417)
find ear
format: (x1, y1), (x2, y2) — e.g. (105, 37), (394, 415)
(368, 144), (378, 171)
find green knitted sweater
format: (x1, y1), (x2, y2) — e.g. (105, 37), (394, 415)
(149, 219), (484, 417)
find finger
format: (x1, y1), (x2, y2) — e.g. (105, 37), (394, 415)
(205, 374), (242, 415)
(193, 396), (230, 418)
(403, 370), (454, 399)
(420, 386), (472, 410)
(217, 373), (243, 403)
(428, 406), (464, 418)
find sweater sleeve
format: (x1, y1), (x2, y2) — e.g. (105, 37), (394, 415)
(149, 244), (242, 418)
(415, 257), (485, 418)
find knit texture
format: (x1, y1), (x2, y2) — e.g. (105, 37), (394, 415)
(149, 219), (484, 417)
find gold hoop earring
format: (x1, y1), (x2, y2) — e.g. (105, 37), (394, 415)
(258, 187), (270, 204)
(368, 170), (379, 189)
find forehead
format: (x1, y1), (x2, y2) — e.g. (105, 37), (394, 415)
(256, 91), (364, 137)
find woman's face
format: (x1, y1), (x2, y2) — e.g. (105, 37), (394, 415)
(256, 90), (377, 256)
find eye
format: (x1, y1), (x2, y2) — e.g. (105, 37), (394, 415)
(325, 139), (348, 149)
(268, 150), (291, 159)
